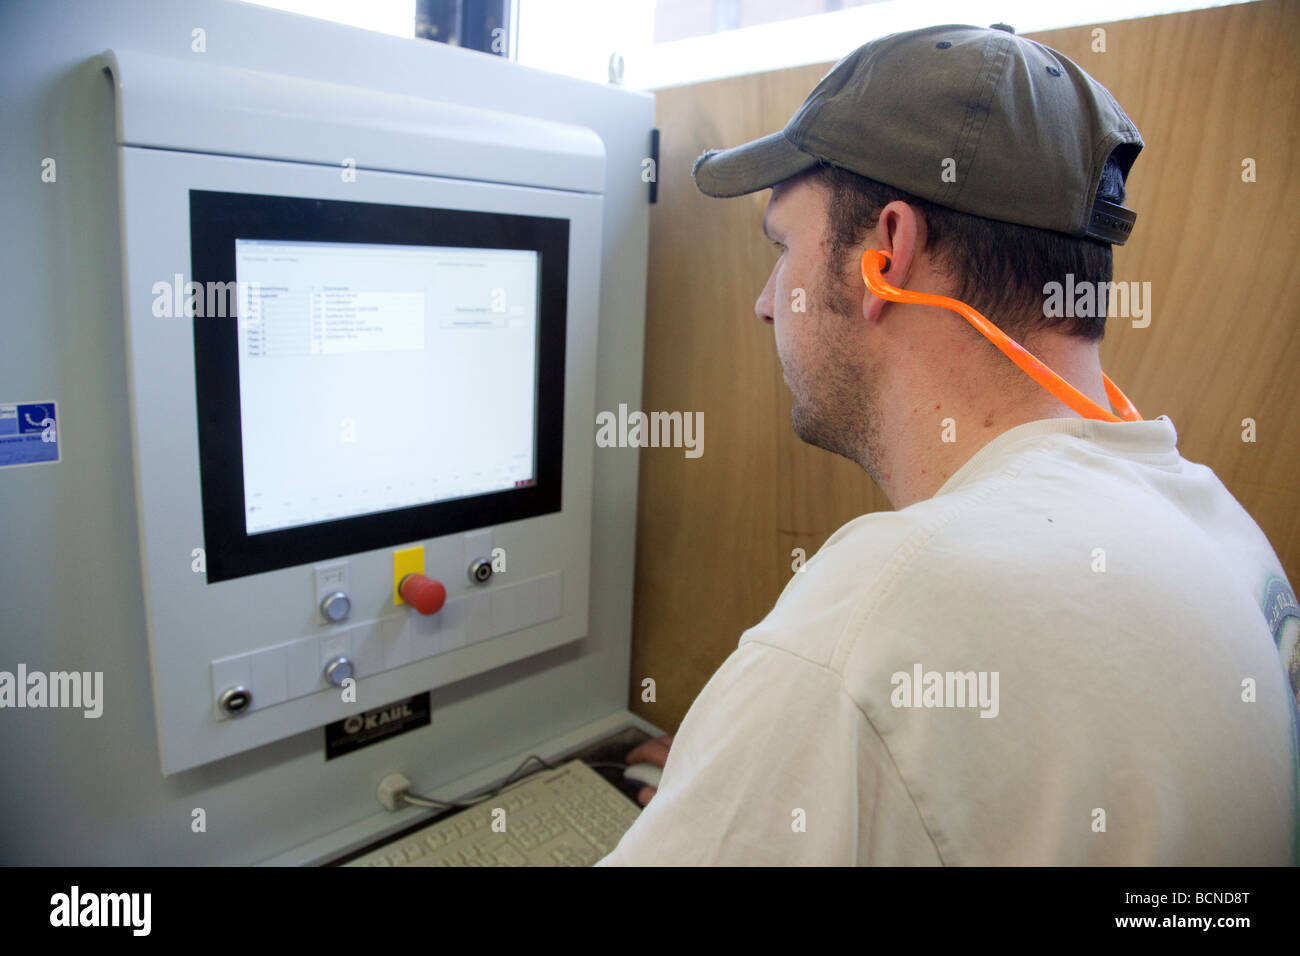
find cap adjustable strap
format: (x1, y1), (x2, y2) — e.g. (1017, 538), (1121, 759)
(1086, 198), (1137, 245)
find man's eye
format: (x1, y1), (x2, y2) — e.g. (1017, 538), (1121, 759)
(771, 240), (785, 252)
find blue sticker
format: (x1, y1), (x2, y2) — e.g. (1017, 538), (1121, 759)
(0, 401), (59, 468)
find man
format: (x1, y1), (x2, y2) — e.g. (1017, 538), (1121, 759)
(598, 23), (1299, 865)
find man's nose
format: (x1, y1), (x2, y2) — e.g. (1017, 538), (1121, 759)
(754, 270), (775, 325)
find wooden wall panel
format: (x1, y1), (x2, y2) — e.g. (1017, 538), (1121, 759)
(630, 1), (1300, 731)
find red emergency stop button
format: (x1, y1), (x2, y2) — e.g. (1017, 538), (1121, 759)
(398, 573), (446, 615)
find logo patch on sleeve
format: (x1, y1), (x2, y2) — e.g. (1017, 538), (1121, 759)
(1263, 576), (1300, 701)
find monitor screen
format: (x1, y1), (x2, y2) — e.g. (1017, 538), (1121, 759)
(190, 191), (568, 583)
(234, 239), (540, 535)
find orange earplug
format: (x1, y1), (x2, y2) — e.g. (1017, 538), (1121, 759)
(860, 249), (1141, 423)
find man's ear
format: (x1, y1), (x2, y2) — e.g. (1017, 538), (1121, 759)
(863, 200), (923, 323)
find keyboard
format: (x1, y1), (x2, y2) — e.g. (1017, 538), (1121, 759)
(343, 760), (641, 867)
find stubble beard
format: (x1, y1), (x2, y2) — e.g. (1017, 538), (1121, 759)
(784, 265), (886, 485)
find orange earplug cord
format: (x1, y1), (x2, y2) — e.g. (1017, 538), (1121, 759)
(860, 249), (1142, 423)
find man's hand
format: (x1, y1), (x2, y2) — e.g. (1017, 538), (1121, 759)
(625, 733), (674, 807)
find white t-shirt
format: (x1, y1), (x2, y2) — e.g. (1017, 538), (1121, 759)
(598, 416), (1300, 865)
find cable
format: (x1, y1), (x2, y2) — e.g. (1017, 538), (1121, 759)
(398, 753), (560, 812)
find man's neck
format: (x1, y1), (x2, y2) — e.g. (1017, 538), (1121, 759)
(870, 338), (1109, 509)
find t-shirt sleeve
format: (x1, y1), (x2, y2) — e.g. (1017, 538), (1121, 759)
(596, 640), (937, 865)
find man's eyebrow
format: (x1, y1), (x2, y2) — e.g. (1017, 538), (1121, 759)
(761, 208), (775, 241)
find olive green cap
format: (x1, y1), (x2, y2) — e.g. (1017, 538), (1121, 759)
(692, 23), (1142, 244)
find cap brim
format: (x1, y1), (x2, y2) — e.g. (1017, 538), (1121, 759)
(692, 131), (820, 198)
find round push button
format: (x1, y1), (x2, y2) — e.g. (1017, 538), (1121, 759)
(324, 656), (354, 686)
(398, 573), (447, 615)
(320, 591), (352, 623)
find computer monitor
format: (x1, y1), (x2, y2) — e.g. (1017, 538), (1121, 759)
(117, 140), (604, 774)
(189, 192), (568, 582)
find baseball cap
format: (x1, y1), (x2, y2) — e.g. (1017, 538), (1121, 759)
(691, 23), (1142, 244)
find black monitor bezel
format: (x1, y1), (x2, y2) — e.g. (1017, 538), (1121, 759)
(189, 190), (567, 584)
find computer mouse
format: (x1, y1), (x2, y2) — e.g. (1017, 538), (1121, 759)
(622, 762), (663, 789)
